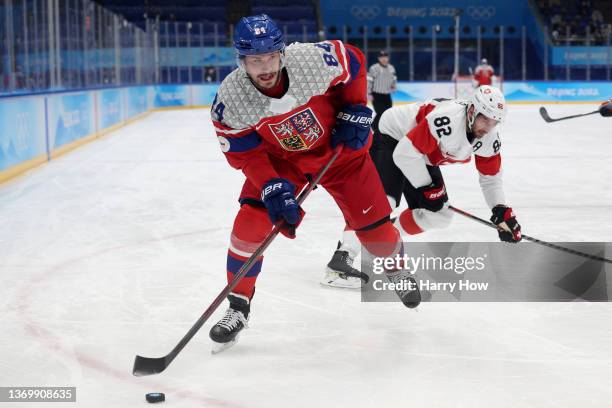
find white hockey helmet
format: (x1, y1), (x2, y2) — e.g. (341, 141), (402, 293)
(481, 58), (488, 64)
(468, 85), (507, 129)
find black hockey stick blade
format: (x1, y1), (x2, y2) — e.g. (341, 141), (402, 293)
(539, 107), (554, 122)
(539, 106), (599, 123)
(133, 355), (170, 376)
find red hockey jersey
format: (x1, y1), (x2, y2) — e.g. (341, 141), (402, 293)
(474, 63), (494, 86)
(211, 40), (369, 190)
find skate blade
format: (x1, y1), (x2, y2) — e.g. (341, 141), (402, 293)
(320, 269), (361, 290)
(211, 335), (240, 355)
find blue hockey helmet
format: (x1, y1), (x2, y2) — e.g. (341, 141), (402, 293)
(233, 14), (285, 56)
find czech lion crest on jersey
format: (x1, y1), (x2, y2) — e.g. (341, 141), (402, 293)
(268, 108), (324, 151)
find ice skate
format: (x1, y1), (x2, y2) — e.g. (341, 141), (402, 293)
(321, 247), (365, 289)
(385, 270), (421, 308)
(209, 293), (250, 354)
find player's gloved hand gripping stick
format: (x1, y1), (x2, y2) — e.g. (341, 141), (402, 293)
(132, 146), (344, 377)
(490, 205), (522, 243)
(331, 104), (374, 150)
(261, 178), (305, 239)
(448, 205), (612, 264)
(539, 100), (612, 123)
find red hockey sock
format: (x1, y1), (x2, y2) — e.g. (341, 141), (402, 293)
(227, 204), (271, 299)
(355, 221), (402, 258)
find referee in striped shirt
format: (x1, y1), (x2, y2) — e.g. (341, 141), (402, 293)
(367, 50), (397, 134)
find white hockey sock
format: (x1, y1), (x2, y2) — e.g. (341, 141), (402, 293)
(339, 229), (361, 258)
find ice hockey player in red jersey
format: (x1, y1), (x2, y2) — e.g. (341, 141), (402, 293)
(209, 14), (420, 353)
(474, 58), (495, 87)
(324, 86), (522, 283)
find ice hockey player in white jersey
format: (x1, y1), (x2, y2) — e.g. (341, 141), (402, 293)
(323, 86), (522, 287)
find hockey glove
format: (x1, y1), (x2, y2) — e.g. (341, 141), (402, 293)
(261, 178), (304, 239)
(490, 205), (522, 243)
(330, 104), (373, 150)
(599, 99), (612, 117)
(416, 180), (448, 212)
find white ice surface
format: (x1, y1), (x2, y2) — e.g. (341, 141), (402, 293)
(1, 104), (612, 407)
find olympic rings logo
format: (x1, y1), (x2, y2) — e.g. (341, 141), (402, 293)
(467, 6), (496, 20)
(350, 5), (380, 20)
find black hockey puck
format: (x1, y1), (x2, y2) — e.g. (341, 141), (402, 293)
(145, 393), (165, 403)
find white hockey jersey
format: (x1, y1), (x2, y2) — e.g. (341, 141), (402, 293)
(379, 98), (506, 209)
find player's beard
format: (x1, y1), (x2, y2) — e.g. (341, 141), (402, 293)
(255, 70), (280, 89)
(474, 127), (487, 138)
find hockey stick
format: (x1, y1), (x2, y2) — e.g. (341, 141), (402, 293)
(448, 205), (612, 264)
(133, 147), (344, 376)
(539, 106), (599, 123)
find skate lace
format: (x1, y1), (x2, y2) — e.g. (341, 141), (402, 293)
(388, 270), (415, 296)
(218, 308), (247, 331)
(341, 251), (355, 266)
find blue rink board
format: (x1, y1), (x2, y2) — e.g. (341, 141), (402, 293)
(1, 81), (608, 178)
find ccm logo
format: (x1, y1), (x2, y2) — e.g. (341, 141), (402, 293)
(426, 186), (446, 200)
(337, 112), (373, 125)
(262, 182), (283, 198)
